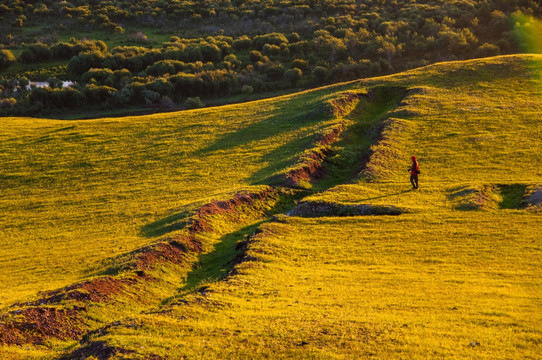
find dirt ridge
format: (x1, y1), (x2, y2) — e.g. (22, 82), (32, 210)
(324, 91), (364, 116)
(226, 228), (264, 278)
(285, 86), (410, 187)
(283, 122), (345, 188)
(0, 306), (87, 346)
(58, 340), (140, 360)
(0, 187), (288, 346)
(279, 91), (370, 188)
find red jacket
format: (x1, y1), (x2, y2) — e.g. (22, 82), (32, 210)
(410, 156), (419, 175)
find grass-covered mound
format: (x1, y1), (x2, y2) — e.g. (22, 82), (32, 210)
(0, 54), (541, 359)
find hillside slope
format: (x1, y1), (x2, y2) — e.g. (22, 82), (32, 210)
(0, 81), (352, 307)
(0, 54), (541, 359)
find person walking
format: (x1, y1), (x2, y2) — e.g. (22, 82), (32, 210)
(409, 156), (420, 189)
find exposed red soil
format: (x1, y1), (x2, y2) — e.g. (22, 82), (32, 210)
(133, 237), (202, 270)
(283, 124), (344, 188)
(316, 124), (344, 146)
(284, 149), (329, 187)
(0, 307), (86, 345)
(24, 276), (130, 307)
(326, 92), (361, 116)
(0, 188), (281, 346)
(188, 188), (277, 233)
(0, 277), (134, 345)
(79, 277), (127, 301)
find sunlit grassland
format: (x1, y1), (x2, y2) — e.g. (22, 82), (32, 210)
(0, 54), (541, 359)
(0, 85), (349, 307)
(92, 213), (542, 359)
(310, 55), (542, 208)
(60, 54), (542, 359)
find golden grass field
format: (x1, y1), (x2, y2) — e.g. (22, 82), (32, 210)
(0, 54), (541, 359)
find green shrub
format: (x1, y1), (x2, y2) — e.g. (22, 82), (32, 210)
(284, 68), (302, 86)
(253, 33), (289, 49)
(292, 58), (308, 71)
(264, 63), (285, 81)
(475, 43), (501, 57)
(263, 44), (281, 56)
(233, 35), (252, 50)
(250, 50), (263, 62)
(241, 84), (253, 95)
(143, 89), (160, 105)
(0, 49), (15, 70)
(19, 43), (52, 64)
(312, 66), (329, 83)
(0, 97), (16, 108)
(184, 96), (205, 109)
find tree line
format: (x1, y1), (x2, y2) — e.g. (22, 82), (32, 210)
(0, 0), (541, 115)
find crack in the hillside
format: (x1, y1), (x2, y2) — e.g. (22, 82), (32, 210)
(304, 86), (408, 189)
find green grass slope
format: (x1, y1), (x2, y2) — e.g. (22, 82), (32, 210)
(0, 54), (541, 359)
(0, 83), (351, 308)
(86, 213), (539, 360)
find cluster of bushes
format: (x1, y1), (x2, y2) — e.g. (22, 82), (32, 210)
(0, 50), (16, 71)
(66, 39), (225, 75)
(19, 39), (107, 64)
(0, 0), (540, 115)
(0, 32), (396, 114)
(0, 0), (540, 42)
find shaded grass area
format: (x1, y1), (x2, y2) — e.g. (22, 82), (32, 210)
(315, 86), (407, 190)
(179, 221), (265, 295)
(445, 184), (528, 212)
(141, 211), (190, 238)
(498, 184), (527, 209)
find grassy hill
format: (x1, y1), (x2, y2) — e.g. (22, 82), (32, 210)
(0, 83), (348, 307)
(0, 54), (541, 359)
